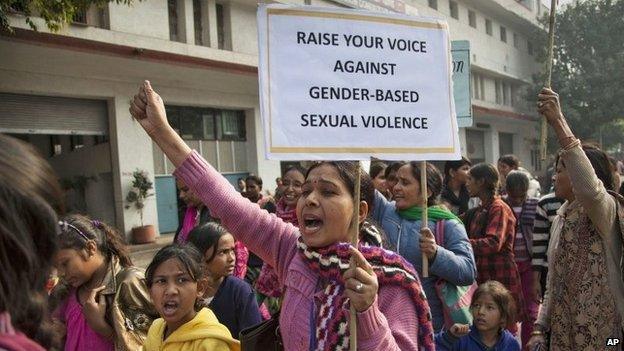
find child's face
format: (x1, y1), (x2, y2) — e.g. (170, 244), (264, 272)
(53, 246), (99, 288)
(149, 258), (203, 333)
(471, 293), (504, 334)
(205, 234), (236, 279)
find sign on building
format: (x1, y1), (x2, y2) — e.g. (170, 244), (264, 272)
(258, 5), (461, 161)
(451, 40), (472, 128)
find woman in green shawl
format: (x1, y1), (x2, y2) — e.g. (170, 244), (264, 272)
(371, 161), (477, 331)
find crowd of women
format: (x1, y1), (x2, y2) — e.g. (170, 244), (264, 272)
(1, 82), (623, 351)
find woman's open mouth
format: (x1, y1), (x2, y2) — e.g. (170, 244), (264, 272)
(303, 214), (323, 234)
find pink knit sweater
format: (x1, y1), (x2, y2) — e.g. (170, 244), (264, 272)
(175, 151), (420, 350)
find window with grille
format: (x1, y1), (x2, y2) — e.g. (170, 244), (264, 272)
(449, 1), (459, 19)
(217, 3), (226, 49)
(218, 110), (246, 141)
(166, 105), (245, 141)
(168, 0), (180, 42)
(468, 10), (476, 28)
(499, 133), (514, 156)
(485, 19), (492, 35)
(193, 0), (203, 45)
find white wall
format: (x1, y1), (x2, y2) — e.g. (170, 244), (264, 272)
(230, 2), (259, 55)
(108, 1), (170, 40)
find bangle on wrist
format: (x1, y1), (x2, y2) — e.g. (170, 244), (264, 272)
(561, 137), (580, 151)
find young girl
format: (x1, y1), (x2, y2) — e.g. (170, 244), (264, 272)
(50, 214), (158, 350)
(440, 157), (472, 216)
(462, 163), (523, 333)
(130, 81), (435, 350)
(143, 244), (240, 350)
(187, 223), (262, 338)
(435, 281), (520, 351)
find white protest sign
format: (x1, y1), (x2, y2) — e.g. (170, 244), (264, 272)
(258, 5), (461, 161)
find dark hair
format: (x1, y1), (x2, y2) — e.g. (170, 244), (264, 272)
(498, 154), (520, 169)
(0, 134), (64, 349)
(146, 243), (204, 289)
(384, 161), (406, 179)
(187, 222), (229, 263)
(283, 165), (307, 178)
(237, 177), (244, 182)
(306, 161), (376, 227)
(469, 163), (499, 196)
(505, 170), (529, 193)
(556, 143), (616, 192)
(57, 214), (132, 267)
(471, 280), (516, 329)
(443, 157), (472, 185)
(369, 162), (387, 179)
(246, 175), (263, 189)
(405, 161), (443, 206)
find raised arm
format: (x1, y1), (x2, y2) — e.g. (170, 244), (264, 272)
(130, 81), (298, 278)
(538, 88), (616, 237)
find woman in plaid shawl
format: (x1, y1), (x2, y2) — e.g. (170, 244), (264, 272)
(462, 163), (524, 333)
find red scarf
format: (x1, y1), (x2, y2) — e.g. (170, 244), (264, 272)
(297, 238), (435, 351)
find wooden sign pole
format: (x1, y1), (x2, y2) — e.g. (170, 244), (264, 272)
(349, 162), (362, 350)
(540, 0), (558, 161)
(420, 161), (429, 277)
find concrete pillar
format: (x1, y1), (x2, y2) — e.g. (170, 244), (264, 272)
(207, 0), (219, 48)
(485, 129), (499, 164)
(109, 96), (159, 239)
(182, 0), (195, 45)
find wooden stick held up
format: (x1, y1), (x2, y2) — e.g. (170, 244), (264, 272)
(540, 0), (558, 161)
(349, 162), (361, 351)
(420, 161), (429, 278)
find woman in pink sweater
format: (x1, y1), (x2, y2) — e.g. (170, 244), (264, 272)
(130, 81), (434, 350)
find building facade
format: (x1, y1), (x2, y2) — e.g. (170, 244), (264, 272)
(0, 0), (546, 237)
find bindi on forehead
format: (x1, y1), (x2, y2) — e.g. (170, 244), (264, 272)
(305, 178), (338, 186)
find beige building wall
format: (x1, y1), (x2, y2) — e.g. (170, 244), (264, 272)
(1, 0), (547, 236)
